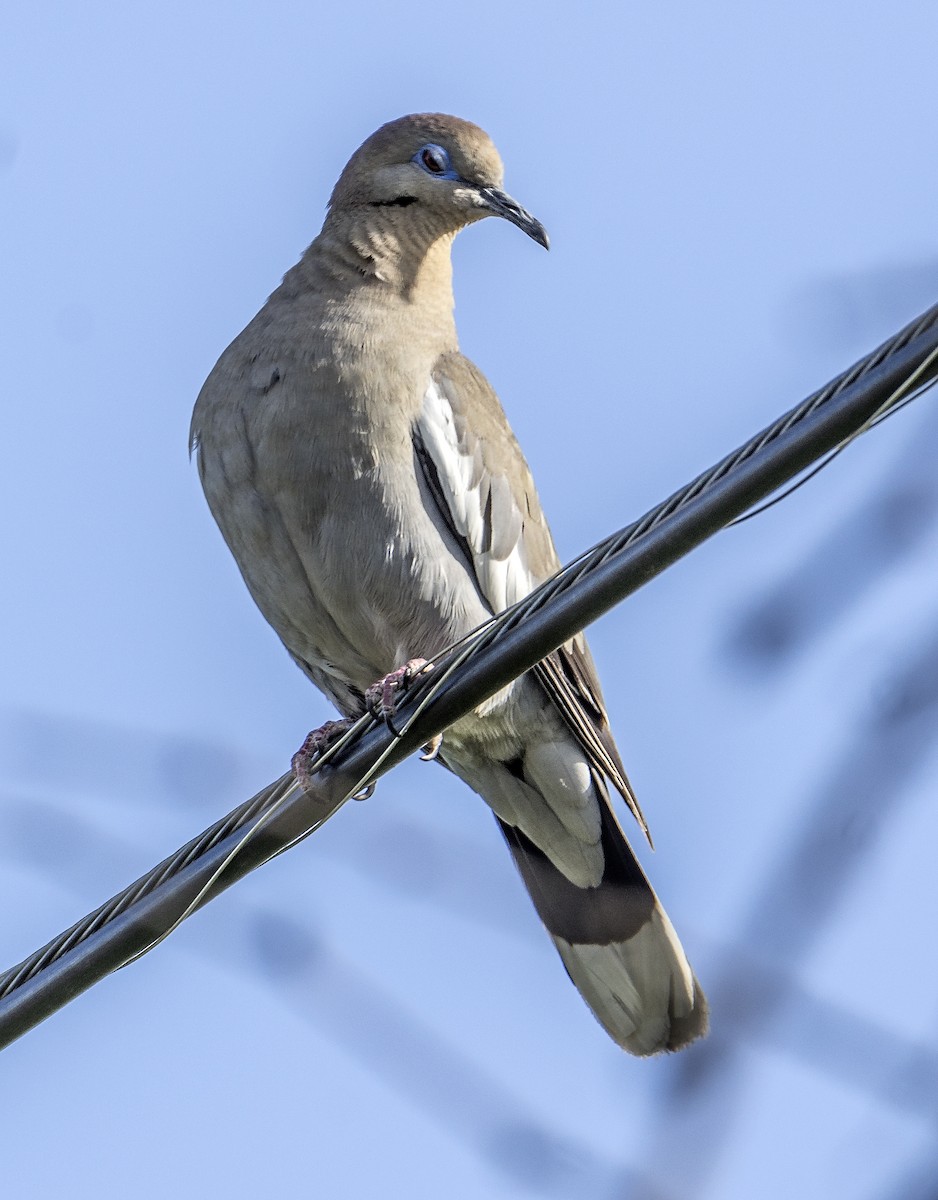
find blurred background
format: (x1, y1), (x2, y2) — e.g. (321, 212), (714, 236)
(3, 3), (938, 1197)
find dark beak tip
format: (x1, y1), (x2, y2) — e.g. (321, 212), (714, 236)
(480, 186), (549, 252)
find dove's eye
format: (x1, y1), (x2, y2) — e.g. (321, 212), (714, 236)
(415, 144), (453, 176)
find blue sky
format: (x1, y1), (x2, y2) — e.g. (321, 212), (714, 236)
(3, 3), (938, 1197)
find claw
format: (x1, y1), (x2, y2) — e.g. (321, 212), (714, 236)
(364, 657), (434, 719)
(293, 660), (437, 798)
(420, 734), (442, 762)
(291, 718), (354, 792)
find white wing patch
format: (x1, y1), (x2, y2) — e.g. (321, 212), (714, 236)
(417, 380), (538, 614)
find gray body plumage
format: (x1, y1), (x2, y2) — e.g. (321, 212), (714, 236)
(191, 113), (707, 1054)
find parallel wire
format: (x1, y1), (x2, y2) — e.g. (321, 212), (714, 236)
(411, 305), (938, 693)
(2, 301), (937, 1006)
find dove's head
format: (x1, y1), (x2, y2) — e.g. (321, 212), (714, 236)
(326, 113), (548, 251)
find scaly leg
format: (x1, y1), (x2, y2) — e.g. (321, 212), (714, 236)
(291, 718), (355, 792)
(364, 657), (433, 719)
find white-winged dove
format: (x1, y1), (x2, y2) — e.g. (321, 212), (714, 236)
(190, 114), (707, 1055)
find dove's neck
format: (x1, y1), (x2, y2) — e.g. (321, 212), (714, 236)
(294, 207), (458, 345)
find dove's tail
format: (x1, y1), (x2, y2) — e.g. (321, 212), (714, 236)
(496, 799), (708, 1056)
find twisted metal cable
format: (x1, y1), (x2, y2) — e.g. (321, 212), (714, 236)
(0, 773), (297, 997)
(1, 299), (937, 1040)
(415, 302), (938, 684)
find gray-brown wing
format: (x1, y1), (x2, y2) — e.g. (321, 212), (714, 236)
(418, 351), (648, 838)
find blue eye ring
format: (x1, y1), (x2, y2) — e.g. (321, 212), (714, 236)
(414, 143), (457, 178)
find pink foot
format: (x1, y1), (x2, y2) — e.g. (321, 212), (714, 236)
(364, 657), (433, 720)
(291, 718), (354, 792)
